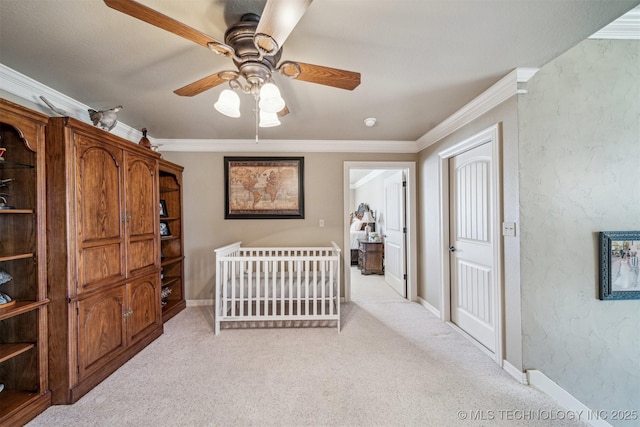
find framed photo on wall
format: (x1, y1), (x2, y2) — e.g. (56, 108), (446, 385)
(598, 231), (640, 300)
(224, 156), (304, 219)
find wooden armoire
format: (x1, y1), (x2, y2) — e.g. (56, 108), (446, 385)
(45, 117), (163, 404)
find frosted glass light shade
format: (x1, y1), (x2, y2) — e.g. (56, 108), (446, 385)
(214, 89), (241, 118)
(258, 83), (285, 113)
(259, 110), (281, 127)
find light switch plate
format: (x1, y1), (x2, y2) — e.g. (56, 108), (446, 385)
(502, 222), (516, 237)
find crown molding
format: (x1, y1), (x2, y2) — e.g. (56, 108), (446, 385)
(589, 5), (640, 40)
(0, 63), (416, 153)
(3, 62), (542, 155)
(156, 138), (418, 153)
(0, 63), (147, 143)
(416, 67), (539, 152)
(351, 170), (386, 189)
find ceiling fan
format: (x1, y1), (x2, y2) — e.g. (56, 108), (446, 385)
(103, 0), (361, 120)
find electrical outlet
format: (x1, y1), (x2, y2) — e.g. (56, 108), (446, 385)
(319, 219), (325, 227)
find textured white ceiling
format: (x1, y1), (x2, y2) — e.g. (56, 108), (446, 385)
(1, 0), (638, 141)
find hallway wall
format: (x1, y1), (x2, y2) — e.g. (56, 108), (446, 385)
(518, 38), (640, 420)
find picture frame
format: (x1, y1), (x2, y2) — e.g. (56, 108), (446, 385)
(598, 231), (640, 300)
(159, 199), (168, 217)
(159, 221), (172, 237)
(224, 156), (304, 219)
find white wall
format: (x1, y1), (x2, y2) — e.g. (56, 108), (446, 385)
(519, 39), (640, 422)
(353, 170), (397, 238)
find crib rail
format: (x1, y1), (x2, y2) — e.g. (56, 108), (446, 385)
(214, 242), (341, 334)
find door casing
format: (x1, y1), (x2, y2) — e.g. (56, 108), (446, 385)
(438, 124), (504, 366)
(343, 161), (417, 303)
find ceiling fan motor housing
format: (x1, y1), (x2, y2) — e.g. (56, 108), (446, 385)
(225, 13), (282, 85)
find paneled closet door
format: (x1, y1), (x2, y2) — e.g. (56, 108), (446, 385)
(74, 135), (126, 294)
(125, 152), (158, 276)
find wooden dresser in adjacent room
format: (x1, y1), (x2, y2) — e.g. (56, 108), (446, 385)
(45, 117), (164, 404)
(0, 99), (51, 424)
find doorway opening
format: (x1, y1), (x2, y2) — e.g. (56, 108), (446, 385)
(343, 162), (417, 303)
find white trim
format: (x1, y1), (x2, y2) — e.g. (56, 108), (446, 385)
(0, 63), (147, 144)
(417, 68), (538, 151)
(527, 370), (613, 427)
(589, 5), (640, 40)
(157, 138), (418, 153)
(417, 297), (440, 318)
(186, 299), (214, 307)
(351, 170), (386, 189)
(503, 360), (528, 384)
(343, 162), (417, 304)
(1, 62), (540, 154)
(438, 124), (504, 367)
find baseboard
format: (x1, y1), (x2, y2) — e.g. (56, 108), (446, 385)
(186, 299), (214, 307)
(527, 370), (613, 427)
(503, 360), (528, 384)
(417, 296), (440, 317)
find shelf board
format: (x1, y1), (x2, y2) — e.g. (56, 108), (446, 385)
(0, 253), (34, 263)
(161, 235), (180, 241)
(0, 159), (35, 169)
(161, 256), (184, 267)
(161, 277), (181, 288)
(0, 209), (35, 214)
(159, 216), (179, 221)
(0, 299), (49, 321)
(159, 186), (179, 193)
(0, 390), (40, 420)
(0, 342), (35, 363)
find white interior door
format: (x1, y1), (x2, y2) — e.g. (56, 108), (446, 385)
(449, 142), (496, 352)
(384, 171), (406, 297)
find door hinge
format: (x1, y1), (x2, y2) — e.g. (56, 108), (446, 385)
(403, 227), (407, 233)
(402, 181), (407, 187)
(403, 273), (407, 280)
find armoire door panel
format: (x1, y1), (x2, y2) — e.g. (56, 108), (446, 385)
(78, 243), (125, 292)
(75, 137), (124, 242)
(77, 286), (127, 378)
(125, 153), (158, 275)
(128, 274), (161, 344)
(127, 238), (156, 273)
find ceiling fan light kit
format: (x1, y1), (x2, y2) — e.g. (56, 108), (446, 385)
(214, 89), (241, 118)
(103, 0), (361, 130)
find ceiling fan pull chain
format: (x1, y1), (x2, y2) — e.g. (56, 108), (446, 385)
(255, 96), (260, 144)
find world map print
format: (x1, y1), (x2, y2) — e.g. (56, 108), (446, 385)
(227, 159), (302, 217)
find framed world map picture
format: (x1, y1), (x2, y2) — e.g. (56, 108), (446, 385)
(224, 156), (304, 219)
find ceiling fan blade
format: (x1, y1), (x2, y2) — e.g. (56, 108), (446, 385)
(278, 105), (290, 117)
(283, 62), (361, 91)
(254, 0), (312, 55)
(103, 0), (230, 54)
(174, 73), (227, 97)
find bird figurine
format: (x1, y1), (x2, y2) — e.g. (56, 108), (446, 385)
(40, 96), (68, 116)
(88, 105), (123, 131)
(138, 128), (152, 149)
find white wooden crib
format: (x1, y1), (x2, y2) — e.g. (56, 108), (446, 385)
(214, 242), (341, 334)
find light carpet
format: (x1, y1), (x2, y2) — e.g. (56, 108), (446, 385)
(27, 269), (587, 426)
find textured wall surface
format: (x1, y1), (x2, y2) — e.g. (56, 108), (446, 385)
(519, 39), (640, 421)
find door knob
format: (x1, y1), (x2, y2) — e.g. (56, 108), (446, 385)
(449, 246), (456, 252)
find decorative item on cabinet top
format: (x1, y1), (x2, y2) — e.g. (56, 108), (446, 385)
(138, 128), (152, 149)
(88, 105), (123, 131)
